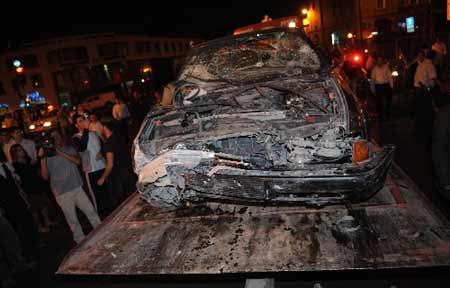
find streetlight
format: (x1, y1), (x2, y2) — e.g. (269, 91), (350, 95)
(302, 18), (310, 27)
(300, 8), (309, 29)
(13, 59), (21, 68)
(347, 33), (355, 48)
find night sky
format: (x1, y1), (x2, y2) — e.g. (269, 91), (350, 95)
(0, 0), (304, 51)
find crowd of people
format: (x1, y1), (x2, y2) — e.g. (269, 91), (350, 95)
(364, 37), (450, 217)
(0, 94), (135, 287)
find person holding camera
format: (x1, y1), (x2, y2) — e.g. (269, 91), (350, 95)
(72, 113), (112, 219)
(39, 130), (101, 244)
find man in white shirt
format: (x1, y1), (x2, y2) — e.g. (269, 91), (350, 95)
(11, 127), (37, 164)
(414, 51), (437, 89)
(88, 113), (104, 140)
(73, 113), (111, 219)
(39, 130), (100, 244)
(414, 50), (437, 147)
(370, 56), (393, 120)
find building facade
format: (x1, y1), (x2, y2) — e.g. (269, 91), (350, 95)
(0, 33), (200, 108)
(301, 0), (437, 58)
(301, 0), (357, 51)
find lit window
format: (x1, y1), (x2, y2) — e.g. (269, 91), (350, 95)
(31, 74), (44, 88)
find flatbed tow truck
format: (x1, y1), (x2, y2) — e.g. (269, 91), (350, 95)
(57, 160), (450, 286)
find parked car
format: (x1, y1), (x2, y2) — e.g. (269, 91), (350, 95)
(25, 104), (58, 134)
(133, 28), (395, 209)
(83, 92), (116, 111)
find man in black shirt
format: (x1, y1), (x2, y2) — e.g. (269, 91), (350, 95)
(97, 121), (130, 208)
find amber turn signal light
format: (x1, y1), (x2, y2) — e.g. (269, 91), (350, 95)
(352, 140), (369, 163)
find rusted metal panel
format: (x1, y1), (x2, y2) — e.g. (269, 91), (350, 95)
(57, 163), (450, 275)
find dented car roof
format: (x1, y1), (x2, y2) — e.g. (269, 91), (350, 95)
(179, 29), (327, 86)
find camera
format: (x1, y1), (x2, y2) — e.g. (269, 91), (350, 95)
(36, 131), (57, 157)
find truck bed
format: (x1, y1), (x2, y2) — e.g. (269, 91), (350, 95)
(57, 163), (450, 275)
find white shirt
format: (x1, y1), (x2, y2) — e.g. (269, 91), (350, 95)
(75, 131), (105, 173)
(112, 103), (130, 121)
(432, 42), (447, 55)
(16, 139), (37, 162)
(414, 59), (437, 88)
(371, 64), (393, 87)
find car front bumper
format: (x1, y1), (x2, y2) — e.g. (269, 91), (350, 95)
(183, 145), (395, 206)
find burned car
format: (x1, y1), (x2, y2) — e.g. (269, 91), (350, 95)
(133, 28), (395, 209)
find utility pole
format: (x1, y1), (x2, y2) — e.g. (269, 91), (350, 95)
(358, 0), (364, 49)
(319, 0), (325, 50)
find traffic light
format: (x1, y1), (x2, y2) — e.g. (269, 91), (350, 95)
(350, 52), (363, 67)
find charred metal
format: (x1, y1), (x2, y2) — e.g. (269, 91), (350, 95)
(133, 29), (395, 209)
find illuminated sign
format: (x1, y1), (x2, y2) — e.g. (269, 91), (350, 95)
(406, 17), (415, 33)
(26, 91), (46, 103)
(448, 0), (450, 21)
(331, 32), (340, 46)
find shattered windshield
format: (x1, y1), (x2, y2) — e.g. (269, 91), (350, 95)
(180, 30), (323, 83)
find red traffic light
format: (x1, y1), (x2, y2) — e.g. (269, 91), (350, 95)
(15, 66), (24, 74)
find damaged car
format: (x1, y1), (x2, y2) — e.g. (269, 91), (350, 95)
(133, 28), (395, 209)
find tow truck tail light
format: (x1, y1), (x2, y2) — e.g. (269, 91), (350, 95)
(352, 53), (362, 64)
(352, 140), (369, 163)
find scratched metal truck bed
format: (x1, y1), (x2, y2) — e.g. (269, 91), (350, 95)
(57, 163), (450, 275)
